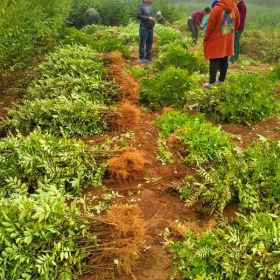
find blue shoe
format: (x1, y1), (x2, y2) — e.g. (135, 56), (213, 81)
(146, 57), (155, 62)
(139, 58), (146, 64)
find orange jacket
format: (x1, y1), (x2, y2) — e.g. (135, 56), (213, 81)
(204, 0), (240, 59)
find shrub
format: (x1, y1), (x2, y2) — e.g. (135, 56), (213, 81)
(182, 140), (280, 213)
(178, 119), (233, 164)
(37, 45), (104, 78)
(241, 30), (280, 63)
(156, 111), (233, 164)
(156, 111), (194, 138)
(26, 45), (118, 103)
(83, 22), (139, 45)
(0, 189), (97, 279)
(270, 62), (280, 81)
(0, 0), (71, 64)
(169, 212), (280, 280)
(129, 66), (148, 80)
(140, 67), (192, 111)
(2, 97), (112, 137)
(0, 131), (106, 198)
(155, 43), (207, 73)
(154, 25), (182, 46)
(187, 73), (278, 124)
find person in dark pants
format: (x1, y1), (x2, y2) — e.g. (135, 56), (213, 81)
(188, 7), (211, 44)
(137, 0), (156, 63)
(203, 0), (240, 88)
(230, 0), (247, 64)
(85, 8), (100, 25)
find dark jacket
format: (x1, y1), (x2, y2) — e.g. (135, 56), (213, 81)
(137, 2), (156, 28)
(85, 8), (100, 25)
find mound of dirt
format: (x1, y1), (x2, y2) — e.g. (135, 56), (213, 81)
(108, 148), (146, 181)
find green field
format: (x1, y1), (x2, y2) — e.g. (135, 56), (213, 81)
(0, 1), (280, 279)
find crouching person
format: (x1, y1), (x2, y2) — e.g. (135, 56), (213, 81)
(85, 8), (100, 26)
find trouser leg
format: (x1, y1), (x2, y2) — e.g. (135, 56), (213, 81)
(219, 56), (229, 82)
(209, 58), (220, 84)
(139, 26), (148, 59)
(188, 19), (198, 44)
(230, 30), (242, 63)
(146, 28), (154, 59)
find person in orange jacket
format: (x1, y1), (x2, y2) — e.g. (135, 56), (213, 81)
(203, 0), (240, 88)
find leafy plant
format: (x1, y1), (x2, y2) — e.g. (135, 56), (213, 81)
(26, 45), (118, 103)
(0, 0), (71, 64)
(156, 110), (204, 138)
(0, 131), (107, 198)
(141, 67), (192, 111)
(156, 139), (173, 165)
(3, 97), (113, 137)
(0, 188), (99, 280)
(182, 140), (280, 213)
(169, 212), (280, 280)
(155, 43), (207, 73)
(187, 73), (279, 124)
(241, 30), (280, 63)
(156, 111), (233, 164)
(270, 62), (280, 81)
(178, 119), (233, 165)
(129, 66), (148, 80)
(154, 24), (182, 46)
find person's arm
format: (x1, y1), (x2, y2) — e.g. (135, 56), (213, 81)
(204, 8), (217, 41)
(137, 5), (149, 21)
(137, 5), (155, 22)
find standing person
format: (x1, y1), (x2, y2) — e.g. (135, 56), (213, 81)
(230, 0), (247, 64)
(85, 8), (100, 26)
(203, 1), (219, 34)
(137, 0), (156, 64)
(188, 7), (211, 44)
(203, 0), (240, 88)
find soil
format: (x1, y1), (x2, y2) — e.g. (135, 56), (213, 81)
(222, 117), (280, 147)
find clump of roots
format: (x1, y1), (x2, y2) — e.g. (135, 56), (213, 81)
(108, 148), (146, 180)
(112, 101), (140, 131)
(81, 205), (146, 279)
(107, 51), (140, 104)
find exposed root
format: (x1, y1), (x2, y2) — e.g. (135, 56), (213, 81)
(107, 51), (140, 104)
(83, 205), (146, 279)
(113, 101), (141, 131)
(161, 107), (174, 114)
(104, 205), (146, 274)
(108, 148), (146, 180)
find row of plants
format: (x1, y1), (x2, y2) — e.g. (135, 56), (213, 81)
(68, 0), (182, 28)
(0, 0), (71, 65)
(1, 45), (122, 138)
(169, 212), (280, 280)
(0, 189), (96, 279)
(155, 105), (280, 278)
(0, 30), (139, 278)
(185, 73), (279, 124)
(0, 131), (107, 198)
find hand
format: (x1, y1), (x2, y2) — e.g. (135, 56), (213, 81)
(149, 17), (156, 23)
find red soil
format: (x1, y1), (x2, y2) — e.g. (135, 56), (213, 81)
(222, 117), (280, 147)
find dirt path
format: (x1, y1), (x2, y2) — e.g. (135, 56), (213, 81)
(107, 111), (197, 280)
(94, 53), (280, 280)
